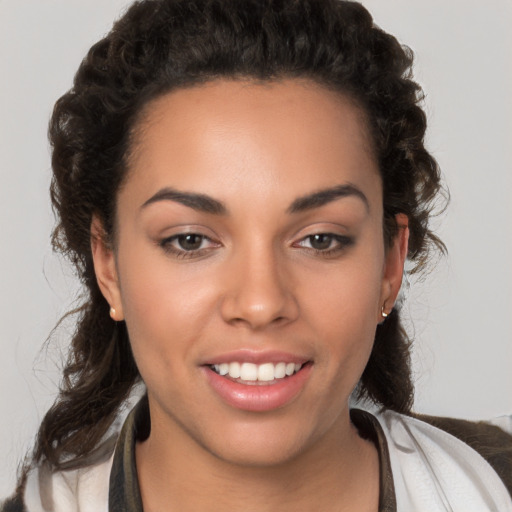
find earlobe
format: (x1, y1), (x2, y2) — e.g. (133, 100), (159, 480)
(380, 213), (409, 318)
(91, 215), (124, 321)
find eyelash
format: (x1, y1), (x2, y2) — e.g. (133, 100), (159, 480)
(159, 233), (219, 259)
(293, 234), (354, 257)
(159, 232), (354, 260)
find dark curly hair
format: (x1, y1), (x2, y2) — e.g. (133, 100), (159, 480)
(33, 0), (444, 470)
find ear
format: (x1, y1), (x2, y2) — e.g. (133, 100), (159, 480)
(379, 213), (409, 318)
(91, 215), (124, 321)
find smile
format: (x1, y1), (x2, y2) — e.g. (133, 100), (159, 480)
(203, 358), (312, 412)
(210, 362), (303, 383)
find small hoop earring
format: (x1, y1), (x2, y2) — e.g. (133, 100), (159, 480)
(110, 307), (116, 320)
(381, 306), (388, 318)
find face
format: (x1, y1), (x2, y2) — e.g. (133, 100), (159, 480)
(93, 79), (407, 467)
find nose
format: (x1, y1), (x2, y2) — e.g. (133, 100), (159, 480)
(220, 245), (299, 330)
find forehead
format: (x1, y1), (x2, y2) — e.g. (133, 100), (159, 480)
(123, 79), (381, 211)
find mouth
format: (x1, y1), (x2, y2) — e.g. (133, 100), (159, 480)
(208, 361), (306, 385)
(202, 357), (313, 412)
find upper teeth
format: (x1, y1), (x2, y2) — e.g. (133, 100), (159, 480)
(212, 362), (302, 381)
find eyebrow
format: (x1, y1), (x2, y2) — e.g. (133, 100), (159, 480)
(287, 184), (369, 214)
(141, 187), (227, 215)
(141, 183), (369, 216)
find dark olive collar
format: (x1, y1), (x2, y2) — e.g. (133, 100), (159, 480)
(108, 396), (396, 512)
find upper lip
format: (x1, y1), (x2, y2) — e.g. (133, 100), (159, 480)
(201, 349), (311, 366)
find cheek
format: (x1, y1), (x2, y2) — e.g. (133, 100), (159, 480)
(300, 249), (384, 367)
(303, 252), (383, 327)
(115, 247), (221, 371)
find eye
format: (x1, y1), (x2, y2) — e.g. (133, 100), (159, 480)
(174, 233), (208, 251)
(160, 233), (220, 258)
(294, 233), (354, 256)
(305, 234), (336, 250)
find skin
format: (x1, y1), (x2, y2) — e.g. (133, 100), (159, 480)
(92, 79), (408, 511)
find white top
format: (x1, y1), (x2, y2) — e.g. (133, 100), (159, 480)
(378, 410), (512, 511)
(11, 408), (512, 512)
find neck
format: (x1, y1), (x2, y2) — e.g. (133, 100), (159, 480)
(136, 409), (379, 512)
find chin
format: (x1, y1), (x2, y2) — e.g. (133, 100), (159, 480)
(191, 413), (332, 469)
(208, 436), (307, 469)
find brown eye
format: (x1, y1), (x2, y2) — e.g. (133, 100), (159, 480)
(160, 232), (221, 259)
(294, 233), (354, 256)
(176, 234), (205, 251)
(308, 234), (334, 250)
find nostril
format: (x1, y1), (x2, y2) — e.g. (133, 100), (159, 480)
(219, 275), (299, 329)
(228, 314), (287, 329)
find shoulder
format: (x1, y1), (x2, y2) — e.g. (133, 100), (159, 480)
(1, 443), (115, 512)
(412, 411), (512, 494)
(1, 394), (145, 512)
(375, 409), (512, 510)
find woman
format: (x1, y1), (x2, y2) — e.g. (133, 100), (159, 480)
(2, 0), (511, 511)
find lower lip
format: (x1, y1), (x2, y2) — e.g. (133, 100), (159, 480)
(203, 364), (312, 412)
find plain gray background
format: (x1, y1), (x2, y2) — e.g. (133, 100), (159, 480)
(1, 0), (511, 498)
